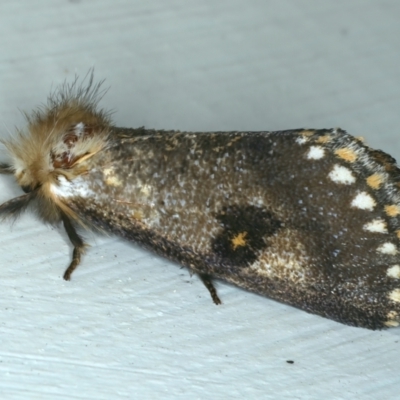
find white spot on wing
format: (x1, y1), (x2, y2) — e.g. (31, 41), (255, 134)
(351, 192), (376, 210)
(51, 176), (95, 198)
(105, 176), (122, 187)
(140, 184), (152, 196)
(363, 219), (387, 233)
(385, 319), (399, 327)
(389, 289), (400, 303)
(307, 146), (325, 160)
(387, 265), (400, 279)
(296, 137), (307, 145)
(328, 164), (355, 185)
(103, 167), (114, 176)
(377, 242), (398, 255)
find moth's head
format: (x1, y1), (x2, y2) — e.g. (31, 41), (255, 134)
(6, 106), (109, 189)
(0, 73), (111, 222)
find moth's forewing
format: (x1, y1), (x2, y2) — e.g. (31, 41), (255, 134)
(53, 127), (400, 329)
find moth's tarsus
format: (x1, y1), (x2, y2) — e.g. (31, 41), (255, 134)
(199, 273), (221, 305)
(63, 247), (84, 281)
(60, 210), (86, 280)
(0, 163), (14, 174)
(0, 193), (34, 219)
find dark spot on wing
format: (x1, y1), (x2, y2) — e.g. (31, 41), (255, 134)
(212, 205), (282, 267)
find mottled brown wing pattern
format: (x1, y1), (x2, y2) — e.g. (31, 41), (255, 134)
(51, 127), (400, 329)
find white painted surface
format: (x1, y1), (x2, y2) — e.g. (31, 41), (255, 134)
(1, 1), (400, 399)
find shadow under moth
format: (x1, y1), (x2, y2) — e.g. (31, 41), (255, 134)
(1, 75), (400, 330)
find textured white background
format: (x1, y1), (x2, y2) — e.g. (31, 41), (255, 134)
(1, 1), (400, 399)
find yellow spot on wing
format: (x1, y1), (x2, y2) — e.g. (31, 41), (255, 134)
(227, 136), (242, 146)
(366, 173), (384, 189)
(300, 130), (315, 137)
(131, 210), (144, 221)
(296, 131), (315, 144)
(385, 204), (400, 217)
(335, 148), (357, 162)
(231, 232), (248, 250)
(316, 135), (331, 144)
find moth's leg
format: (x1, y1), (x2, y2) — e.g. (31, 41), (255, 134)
(0, 163), (14, 174)
(60, 212), (86, 280)
(198, 273), (221, 305)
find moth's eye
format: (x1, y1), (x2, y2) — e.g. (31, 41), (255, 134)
(17, 170), (30, 192)
(15, 169), (39, 192)
(20, 182), (41, 193)
(21, 184), (32, 193)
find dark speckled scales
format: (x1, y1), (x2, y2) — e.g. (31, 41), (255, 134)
(59, 127), (400, 329)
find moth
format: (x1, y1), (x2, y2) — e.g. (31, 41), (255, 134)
(1, 75), (400, 330)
